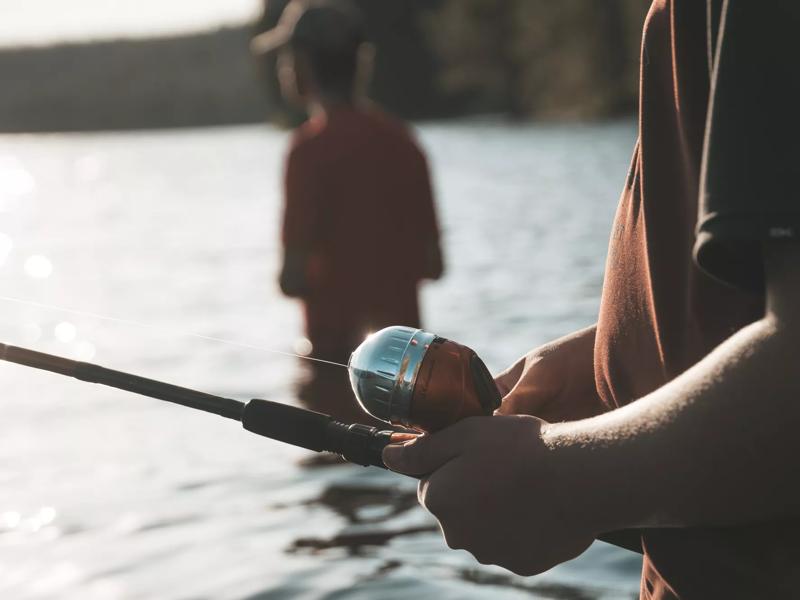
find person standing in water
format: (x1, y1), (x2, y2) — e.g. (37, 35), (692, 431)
(252, 0), (443, 365)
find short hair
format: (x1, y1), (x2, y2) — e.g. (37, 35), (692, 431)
(298, 41), (361, 95)
(290, 0), (366, 96)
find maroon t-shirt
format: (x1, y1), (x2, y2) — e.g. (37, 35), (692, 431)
(282, 105), (441, 360)
(595, 1), (800, 597)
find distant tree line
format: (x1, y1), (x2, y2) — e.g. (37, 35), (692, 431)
(256, 0), (649, 122)
(0, 1), (649, 132)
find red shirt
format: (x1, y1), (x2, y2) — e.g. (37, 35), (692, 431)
(595, 1), (799, 597)
(282, 106), (440, 359)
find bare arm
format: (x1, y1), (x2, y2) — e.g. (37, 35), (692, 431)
(554, 241), (800, 533)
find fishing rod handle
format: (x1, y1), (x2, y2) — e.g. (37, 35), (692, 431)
(241, 398), (394, 468)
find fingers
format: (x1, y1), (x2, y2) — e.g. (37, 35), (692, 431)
(495, 383), (552, 416)
(382, 418), (478, 476)
(493, 358), (525, 397)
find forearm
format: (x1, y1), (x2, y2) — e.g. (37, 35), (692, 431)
(547, 314), (800, 534)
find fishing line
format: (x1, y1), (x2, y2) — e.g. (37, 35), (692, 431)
(0, 294), (348, 368)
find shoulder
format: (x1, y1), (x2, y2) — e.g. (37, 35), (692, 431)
(364, 106), (419, 145)
(364, 107), (430, 170)
(283, 124), (324, 185)
(289, 117), (330, 156)
(289, 119), (324, 154)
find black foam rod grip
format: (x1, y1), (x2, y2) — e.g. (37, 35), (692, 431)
(241, 398), (332, 452)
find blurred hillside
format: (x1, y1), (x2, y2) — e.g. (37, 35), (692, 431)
(0, 1), (648, 132)
(0, 27), (268, 132)
(426, 0), (647, 119)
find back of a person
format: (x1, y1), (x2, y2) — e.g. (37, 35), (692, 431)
(288, 105), (439, 356)
(253, 1), (443, 360)
(298, 106), (432, 291)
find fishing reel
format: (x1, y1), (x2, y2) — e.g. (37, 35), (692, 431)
(349, 326), (501, 433)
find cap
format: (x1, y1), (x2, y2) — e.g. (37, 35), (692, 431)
(251, 0), (365, 56)
(348, 326), (436, 427)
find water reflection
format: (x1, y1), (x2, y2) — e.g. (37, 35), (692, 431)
(54, 321), (77, 343)
(289, 524), (436, 556)
(0, 123), (642, 599)
(1, 507), (57, 534)
(300, 484), (419, 525)
(459, 569), (613, 600)
(74, 154), (104, 183)
(24, 254), (53, 279)
(0, 155), (36, 198)
(1, 511), (22, 530)
(0, 233), (13, 265)
(20, 321), (43, 343)
(74, 340), (96, 361)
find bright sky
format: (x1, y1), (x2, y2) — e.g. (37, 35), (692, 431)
(0, 0), (262, 47)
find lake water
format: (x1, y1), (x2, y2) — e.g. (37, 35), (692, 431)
(0, 120), (642, 599)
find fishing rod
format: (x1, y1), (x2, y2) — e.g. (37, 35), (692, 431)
(0, 332), (643, 554)
(0, 342), (398, 469)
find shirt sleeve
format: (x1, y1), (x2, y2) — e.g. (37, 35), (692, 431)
(281, 143), (320, 251)
(694, 0), (800, 292)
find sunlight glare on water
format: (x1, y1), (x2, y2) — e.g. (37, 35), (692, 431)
(24, 255), (53, 279)
(292, 336), (313, 357)
(73, 340), (97, 361)
(73, 155), (105, 184)
(54, 322), (77, 343)
(0, 155), (36, 213)
(0, 232), (12, 264)
(0, 155), (36, 197)
(20, 322), (43, 343)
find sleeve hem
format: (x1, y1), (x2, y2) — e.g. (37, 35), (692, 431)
(694, 212), (800, 292)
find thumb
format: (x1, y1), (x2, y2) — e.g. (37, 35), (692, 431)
(382, 423), (468, 476)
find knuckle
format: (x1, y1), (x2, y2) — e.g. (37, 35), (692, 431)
(500, 396), (522, 414)
(421, 485), (448, 517)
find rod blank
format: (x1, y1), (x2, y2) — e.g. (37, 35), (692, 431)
(0, 343), (244, 421)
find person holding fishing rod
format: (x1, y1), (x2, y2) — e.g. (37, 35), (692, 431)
(382, 2), (800, 598)
(251, 0), (443, 366)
